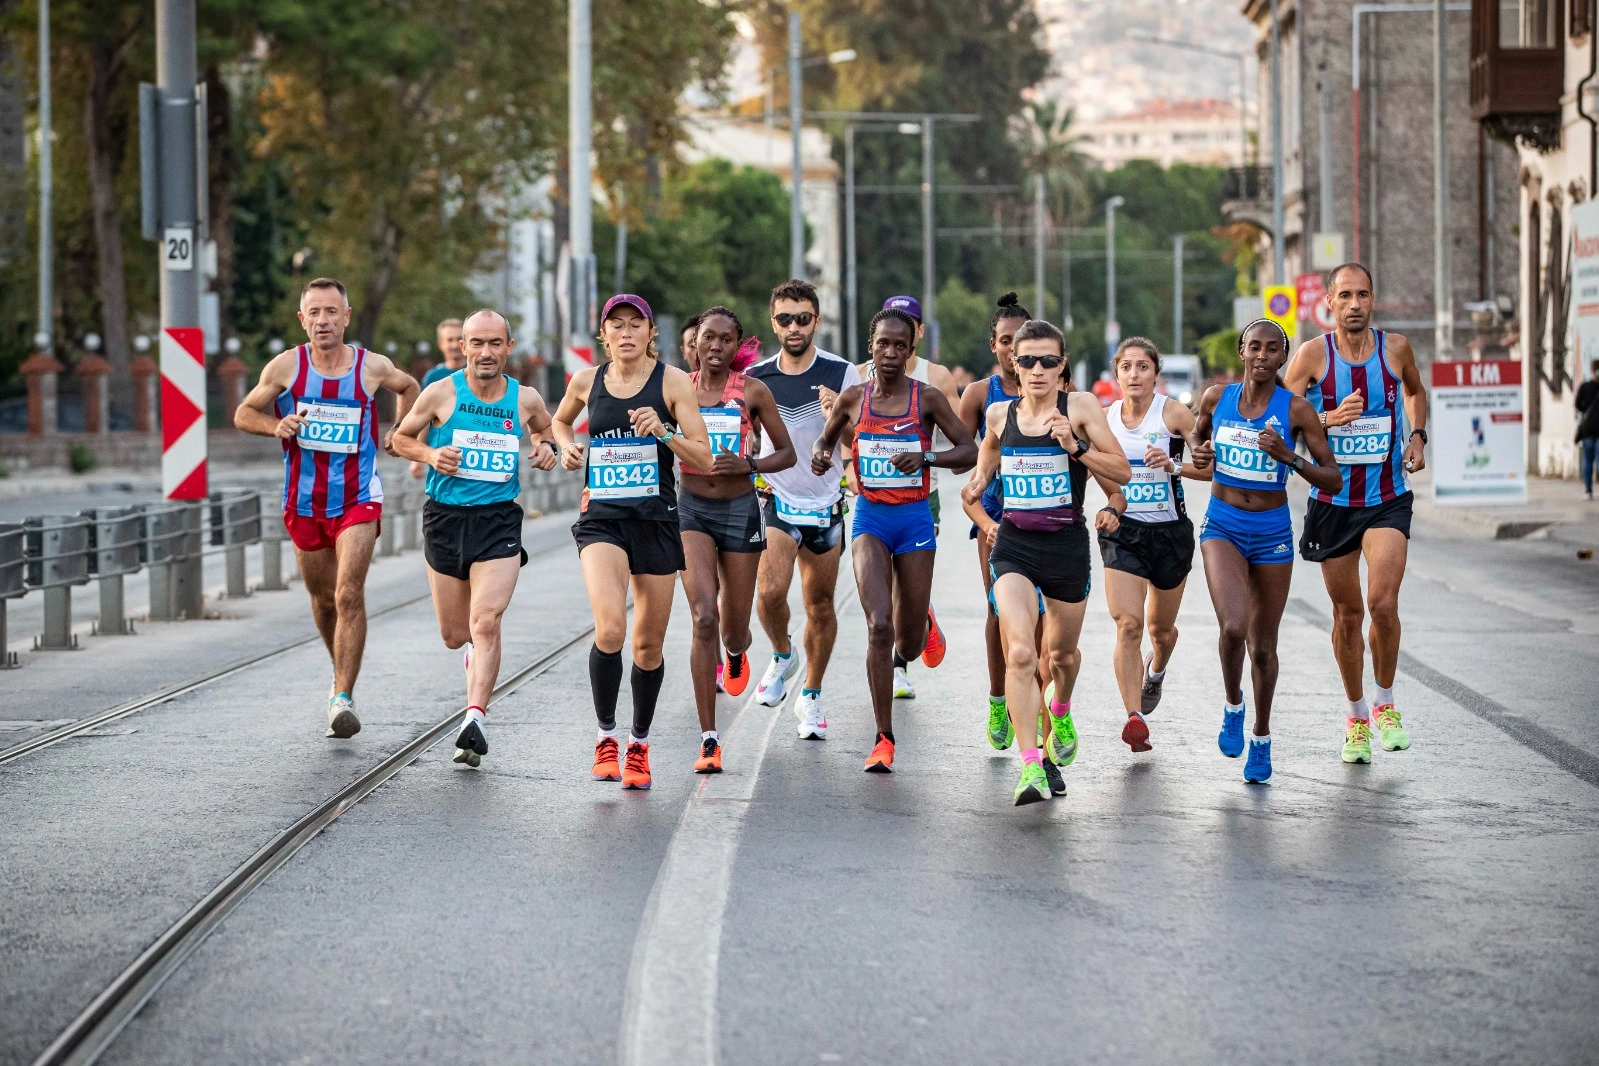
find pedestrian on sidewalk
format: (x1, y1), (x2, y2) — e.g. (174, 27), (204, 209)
(1577, 360), (1599, 500)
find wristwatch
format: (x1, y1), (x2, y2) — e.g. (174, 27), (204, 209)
(1071, 437), (1090, 459)
(1290, 455), (1305, 474)
(922, 449), (937, 467)
(1411, 428), (1428, 445)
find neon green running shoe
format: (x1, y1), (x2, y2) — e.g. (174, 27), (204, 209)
(1341, 717), (1373, 764)
(1013, 761), (1050, 806)
(987, 697), (1014, 750)
(1373, 704), (1410, 751)
(1042, 684), (1078, 767)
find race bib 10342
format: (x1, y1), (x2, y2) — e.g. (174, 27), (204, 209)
(587, 437), (660, 499)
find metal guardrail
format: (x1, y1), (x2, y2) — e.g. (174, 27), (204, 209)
(0, 466), (584, 667)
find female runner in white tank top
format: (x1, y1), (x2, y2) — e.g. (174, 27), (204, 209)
(1091, 338), (1209, 754)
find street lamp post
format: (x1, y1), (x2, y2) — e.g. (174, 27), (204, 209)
(1269, 0), (1285, 284)
(1105, 196), (1125, 362)
(921, 116), (934, 345)
(844, 123), (857, 360)
(1173, 232), (1185, 354)
(36, 0), (51, 355)
(569, 0), (593, 352)
(1432, 0), (1452, 359)
(1034, 174), (1046, 318)
(788, 12), (804, 280)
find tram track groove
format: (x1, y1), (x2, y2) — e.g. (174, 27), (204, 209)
(29, 614), (601, 1066)
(0, 534), (571, 767)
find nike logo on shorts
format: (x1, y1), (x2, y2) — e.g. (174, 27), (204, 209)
(914, 538), (933, 548)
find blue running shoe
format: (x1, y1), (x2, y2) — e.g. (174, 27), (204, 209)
(1244, 736), (1272, 783)
(1218, 706), (1246, 758)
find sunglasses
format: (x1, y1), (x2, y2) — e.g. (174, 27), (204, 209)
(1014, 354), (1064, 369)
(773, 312), (816, 328)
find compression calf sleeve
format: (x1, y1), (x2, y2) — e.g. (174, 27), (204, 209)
(630, 661), (666, 740)
(589, 644), (623, 731)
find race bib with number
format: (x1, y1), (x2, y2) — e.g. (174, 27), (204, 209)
(1000, 447), (1074, 511)
(1326, 414), (1392, 465)
(856, 433), (922, 490)
(774, 497), (832, 528)
(702, 407), (743, 458)
(1213, 424), (1283, 483)
(587, 437), (660, 499)
(450, 428), (519, 483)
(1122, 460), (1174, 515)
(295, 398), (362, 454)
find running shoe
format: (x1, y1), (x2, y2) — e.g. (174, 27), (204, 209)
(326, 694), (361, 739)
(986, 697), (1014, 750)
(1122, 711), (1152, 753)
(1013, 761), (1050, 806)
(796, 692), (828, 739)
(1218, 706), (1246, 758)
(453, 711), (487, 768)
(622, 741), (652, 790)
(694, 736), (723, 774)
(756, 651), (799, 707)
(592, 736), (621, 781)
(893, 666), (917, 700)
(1041, 757), (1067, 796)
(1244, 736), (1273, 783)
(1044, 700), (1078, 768)
(1373, 704), (1410, 751)
(1341, 717), (1373, 764)
(921, 606), (947, 668)
(864, 732), (895, 773)
(715, 662), (726, 694)
(723, 650), (750, 697)
(1140, 654), (1164, 715)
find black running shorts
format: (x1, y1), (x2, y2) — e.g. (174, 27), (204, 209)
(572, 516), (686, 575)
(1097, 517), (1195, 591)
(760, 494), (845, 555)
(1300, 492), (1413, 562)
(423, 499), (527, 581)
(679, 489), (766, 553)
(990, 519), (1091, 604)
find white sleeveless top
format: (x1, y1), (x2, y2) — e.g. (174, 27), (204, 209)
(1107, 394), (1182, 524)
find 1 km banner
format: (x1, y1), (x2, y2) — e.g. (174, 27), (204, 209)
(1430, 360), (1525, 505)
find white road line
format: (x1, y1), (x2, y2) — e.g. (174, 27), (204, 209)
(619, 590), (853, 1066)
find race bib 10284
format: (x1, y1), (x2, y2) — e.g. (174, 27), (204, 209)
(1326, 414), (1392, 465)
(451, 428), (519, 482)
(295, 398), (362, 454)
(587, 437), (660, 499)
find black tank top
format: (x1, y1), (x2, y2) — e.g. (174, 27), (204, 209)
(582, 359), (679, 522)
(999, 393), (1087, 532)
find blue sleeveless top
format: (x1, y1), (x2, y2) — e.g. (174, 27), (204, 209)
(975, 374), (1017, 525)
(1303, 330), (1410, 507)
(1211, 383), (1294, 491)
(425, 371), (523, 507)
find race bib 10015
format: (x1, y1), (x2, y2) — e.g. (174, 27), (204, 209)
(1213, 423), (1282, 483)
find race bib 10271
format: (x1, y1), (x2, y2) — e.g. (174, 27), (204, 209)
(295, 398), (362, 454)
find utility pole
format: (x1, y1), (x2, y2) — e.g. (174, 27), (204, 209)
(1105, 196), (1124, 362)
(1433, 0), (1452, 360)
(569, 0), (593, 359)
(35, 0), (51, 355)
(613, 187), (627, 294)
(789, 12), (804, 281)
(1173, 233), (1185, 354)
(845, 122), (858, 360)
(1061, 230), (1074, 333)
(921, 116), (935, 356)
(1319, 75), (1334, 237)
(1033, 174), (1046, 317)
(1269, 0), (1285, 285)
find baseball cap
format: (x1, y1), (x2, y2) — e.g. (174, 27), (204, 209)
(882, 295), (922, 322)
(601, 293), (654, 323)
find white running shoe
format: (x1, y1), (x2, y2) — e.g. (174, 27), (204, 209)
(326, 693), (361, 739)
(453, 708), (487, 768)
(756, 651), (799, 707)
(796, 691), (828, 739)
(893, 666), (916, 700)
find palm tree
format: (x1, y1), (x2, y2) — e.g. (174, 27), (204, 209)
(1013, 97), (1093, 228)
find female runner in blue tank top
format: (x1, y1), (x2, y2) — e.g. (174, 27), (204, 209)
(956, 292), (1036, 749)
(391, 309), (560, 769)
(1191, 319), (1342, 783)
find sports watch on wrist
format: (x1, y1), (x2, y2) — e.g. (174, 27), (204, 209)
(922, 449), (937, 467)
(1071, 437), (1090, 459)
(1411, 428), (1428, 445)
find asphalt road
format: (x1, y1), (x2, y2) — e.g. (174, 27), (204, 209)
(2, 482), (1597, 1066)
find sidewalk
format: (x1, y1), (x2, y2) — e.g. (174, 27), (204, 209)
(1409, 469), (1599, 546)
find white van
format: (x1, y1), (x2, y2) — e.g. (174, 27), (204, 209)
(1159, 355), (1204, 408)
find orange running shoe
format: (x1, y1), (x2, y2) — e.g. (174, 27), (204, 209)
(592, 736), (621, 781)
(1121, 711), (1152, 753)
(723, 650), (750, 697)
(921, 606), (947, 668)
(694, 736), (723, 773)
(864, 732), (896, 773)
(622, 741), (653, 789)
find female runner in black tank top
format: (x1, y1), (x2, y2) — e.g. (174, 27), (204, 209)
(961, 320), (1130, 806)
(552, 295), (712, 791)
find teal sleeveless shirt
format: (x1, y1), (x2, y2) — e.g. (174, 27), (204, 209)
(425, 371), (522, 507)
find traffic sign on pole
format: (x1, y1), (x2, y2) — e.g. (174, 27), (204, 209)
(1263, 285), (1297, 339)
(160, 327), (207, 499)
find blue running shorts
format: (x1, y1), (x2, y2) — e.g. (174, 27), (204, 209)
(1199, 497), (1295, 565)
(850, 495), (936, 556)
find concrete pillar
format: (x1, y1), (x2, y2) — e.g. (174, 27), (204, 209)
(19, 352), (63, 436)
(216, 354), (249, 429)
(76, 353), (111, 434)
(130, 355), (159, 432)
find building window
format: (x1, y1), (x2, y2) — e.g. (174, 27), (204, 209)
(1501, 0), (1562, 47)
(1573, 0), (1591, 37)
